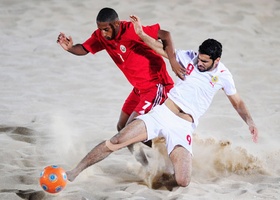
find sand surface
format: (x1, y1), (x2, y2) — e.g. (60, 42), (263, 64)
(0, 0), (279, 199)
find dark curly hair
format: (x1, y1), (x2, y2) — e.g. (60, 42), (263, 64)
(199, 39), (222, 61)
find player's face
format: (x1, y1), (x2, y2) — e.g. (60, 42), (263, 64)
(197, 54), (219, 72)
(97, 21), (120, 40)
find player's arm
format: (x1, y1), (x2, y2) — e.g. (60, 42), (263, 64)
(130, 15), (185, 80)
(57, 32), (88, 56)
(156, 28), (186, 80)
(130, 15), (167, 58)
(227, 93), (258, 143)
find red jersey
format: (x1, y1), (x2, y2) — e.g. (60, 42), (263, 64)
(82, 21), (174, 92)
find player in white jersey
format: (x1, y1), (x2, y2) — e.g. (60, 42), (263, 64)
(65, 15), (258, 190)
(168, 49), (237, 127)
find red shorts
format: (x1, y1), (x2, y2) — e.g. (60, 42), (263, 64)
(122, 84), (173, 115)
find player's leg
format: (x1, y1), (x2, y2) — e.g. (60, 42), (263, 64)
(66, 119), (148, 182)
(66, 140), (111, 182)
(151, 145), (192, 190)
(169, 145), (192, 187)
(117, 110), (130, 131)
(118, 89), (151, 165)
(127, 111), (152, 146)
(117, 88), (139, 131)
(150, 105), (193, 190)
(125, 111), (150, 166)
(109, 119), (148, 147)
(134, 84), (169, 147)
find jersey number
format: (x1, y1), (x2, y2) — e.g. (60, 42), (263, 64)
(186, 63), (194, 75)
(139, 101), (152, 115)
(118, 53), (124, 62)
(186, 134), (192, 145)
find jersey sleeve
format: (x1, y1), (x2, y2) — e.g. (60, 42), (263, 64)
(82, 31), (104, 54)
(222, 73), (237, 95)
(142, 23), (160, 40)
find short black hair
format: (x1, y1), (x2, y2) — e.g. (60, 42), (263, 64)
(199, 39), (222, 61)
(96, 7), (119, 23)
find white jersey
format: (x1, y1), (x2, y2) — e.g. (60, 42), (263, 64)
(168, 50), (237, 127)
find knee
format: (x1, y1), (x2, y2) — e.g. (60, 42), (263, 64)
(106, 140), (119, 151)
(106, 136), (121, 152)
(110, 135), (122, 146)
(176, 176), (191, 187)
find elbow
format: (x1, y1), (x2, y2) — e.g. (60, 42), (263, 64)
(159, 31), (172, 47)
(159, 29), (171, 41)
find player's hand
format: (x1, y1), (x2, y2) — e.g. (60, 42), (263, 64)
(130, 15), (144, 36)
(249, 125), (258, 143)
(170, 59), (186, 80)
(57, 32), (73, 51)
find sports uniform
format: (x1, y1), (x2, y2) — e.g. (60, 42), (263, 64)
(137, 49), (237, 155)
(82, 21), (174, 115)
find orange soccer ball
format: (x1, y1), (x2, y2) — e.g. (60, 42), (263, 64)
(39, 165), (67, 193)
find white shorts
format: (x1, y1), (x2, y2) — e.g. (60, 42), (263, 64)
(136, 104), (195, 155)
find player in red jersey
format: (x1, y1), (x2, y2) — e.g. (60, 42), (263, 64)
(57, 7), (174, 165)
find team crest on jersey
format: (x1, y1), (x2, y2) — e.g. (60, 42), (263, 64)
(211, 76), (219, 83)
(209, 75), (219, 87)
(120, 45), (126, 53)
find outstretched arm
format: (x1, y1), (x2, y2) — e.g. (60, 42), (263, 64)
(227, 93), (258, 143)
(57, 32), (88, 56)
(130, 15), (186, 80)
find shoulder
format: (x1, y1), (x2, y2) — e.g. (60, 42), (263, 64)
(175, 49), (197, 63)
(121, 21), (133, 29)
(217, 62), (233, 77)
(119, 21), (137, 35)
(89, 28), (102, 39)
(144, 23), (160, 29)
(121, 21), (159, 30)
(216, 62), (236, 93)
(83, 29), (102, 45)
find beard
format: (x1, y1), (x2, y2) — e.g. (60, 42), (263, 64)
(197, 63), (215, 72)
